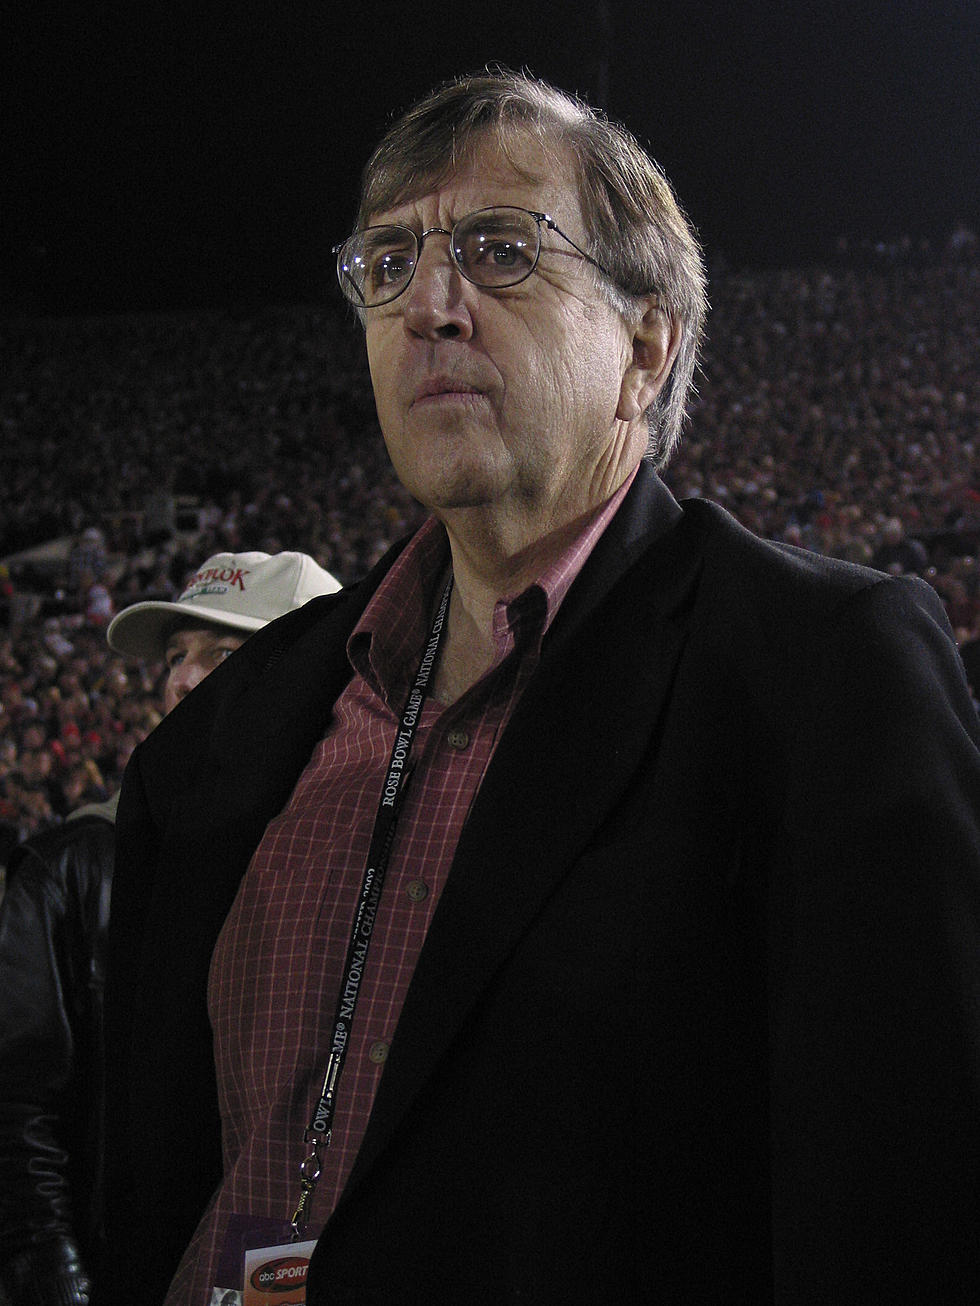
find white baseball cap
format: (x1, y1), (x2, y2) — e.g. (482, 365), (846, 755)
(106, 550), (341, 660)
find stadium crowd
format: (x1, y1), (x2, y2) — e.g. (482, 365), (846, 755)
(2, 238), (979, 865)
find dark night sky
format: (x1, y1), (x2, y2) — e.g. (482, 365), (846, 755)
(2, 0), (978, 313)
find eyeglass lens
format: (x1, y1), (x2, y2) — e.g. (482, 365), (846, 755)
(338, 208), (542, 306)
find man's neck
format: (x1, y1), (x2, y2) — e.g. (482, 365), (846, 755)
(440, 505), (596, 637)
(429, 528), (553, 707)
(429, 476), (637, 705)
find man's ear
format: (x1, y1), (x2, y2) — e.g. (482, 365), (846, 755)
(616, 297), (682, 423)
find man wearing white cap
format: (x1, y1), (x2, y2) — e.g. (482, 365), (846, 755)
(108, 550), (340, 713)
(0, 551), (339, 1306)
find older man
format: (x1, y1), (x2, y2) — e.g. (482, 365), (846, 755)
(0, 551), (339, 1306)
(104, 72), (980, 1305)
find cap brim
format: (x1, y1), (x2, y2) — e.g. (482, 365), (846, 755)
(106, 600), (266, 661)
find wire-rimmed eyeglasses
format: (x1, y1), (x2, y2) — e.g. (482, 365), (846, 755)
(333, 206), (612, 308)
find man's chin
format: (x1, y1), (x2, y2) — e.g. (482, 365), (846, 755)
(393, 450), (511, 517)
(425, 481), (503, 514)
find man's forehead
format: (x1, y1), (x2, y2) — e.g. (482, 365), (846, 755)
(367, 132), (578, 226)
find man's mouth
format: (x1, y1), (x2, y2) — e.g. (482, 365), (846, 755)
(412, 377), (484, 404)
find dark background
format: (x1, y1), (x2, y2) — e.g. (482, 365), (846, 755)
(3, 0), (978, 314)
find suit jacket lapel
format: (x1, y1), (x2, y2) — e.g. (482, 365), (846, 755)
(341, 465), (705, 1200)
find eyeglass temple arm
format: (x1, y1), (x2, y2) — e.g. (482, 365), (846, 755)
(533, 211), (610, 277)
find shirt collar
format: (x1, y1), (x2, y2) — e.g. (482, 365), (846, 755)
(349, 466), (639, 708)
(348, 516), (450, 710)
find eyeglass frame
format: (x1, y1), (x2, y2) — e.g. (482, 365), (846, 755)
(332, 206), (614, 307)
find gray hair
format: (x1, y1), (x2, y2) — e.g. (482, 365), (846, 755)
(355, 68), (708, 466)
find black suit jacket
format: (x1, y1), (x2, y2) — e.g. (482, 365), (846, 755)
(102, 465), (980, 1304)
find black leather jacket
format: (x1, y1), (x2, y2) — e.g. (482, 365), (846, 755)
(0, 803), (116, 1306)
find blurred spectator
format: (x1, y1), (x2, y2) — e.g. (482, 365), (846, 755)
(871, 517), (930, 575)
(67, 529), (107, 598)
(141, 482), (177, 548)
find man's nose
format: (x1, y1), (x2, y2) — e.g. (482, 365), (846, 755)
(401, 231), (475, 339)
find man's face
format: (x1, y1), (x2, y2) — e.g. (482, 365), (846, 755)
(364, 134), (649, 541)
(162, 623), (246, 715)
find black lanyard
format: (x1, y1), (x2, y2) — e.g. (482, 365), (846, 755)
(290, 576), (453, 1236)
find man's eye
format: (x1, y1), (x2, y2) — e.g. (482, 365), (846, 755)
(370, 251), (414, 289)
(486, 240), (523, 268)
(460, 230), (534, 277)
(166, 651), (185, 670)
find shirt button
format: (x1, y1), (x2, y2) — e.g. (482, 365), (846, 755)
(447, 728), (470, 750)
(406, 879), (429, 903)
(368, 1041), (389, 1065)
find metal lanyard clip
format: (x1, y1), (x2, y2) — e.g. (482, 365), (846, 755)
(290, 1131), (328, 1240)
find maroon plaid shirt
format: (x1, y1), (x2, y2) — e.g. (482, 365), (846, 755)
(164, 475), (634, 1303)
